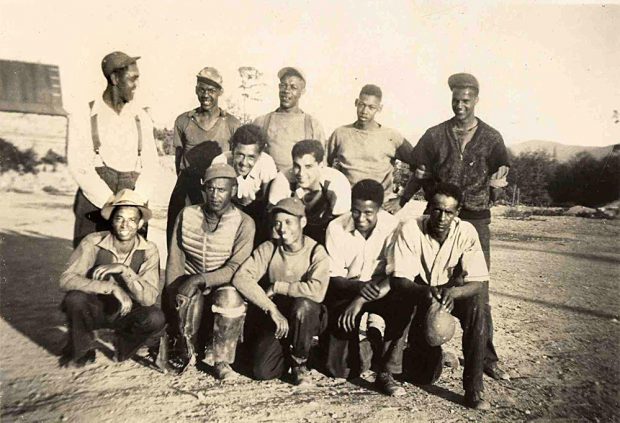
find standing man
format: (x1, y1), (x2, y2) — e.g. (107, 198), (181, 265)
(68, 52), (160, 248)
(391, 183), (491, 410)
(232, 198), (330, 386)
(322, 179), (412, 396)
(166, 67), (242, 246)
(212, 124), (278, 244)
(254, 67), (325, 171)
(268, 140), (351, 245)
(327, 84), (414, 212)
(164, 163), (255, 380)
(400, 73), (510, 380)
(59, 189), (164, 367)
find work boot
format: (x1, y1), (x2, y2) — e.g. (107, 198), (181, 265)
(464, 390), (491, 410)
(374, 372), (406, 396)
(484, 362), (510, 380)
(214, 362), (238, 381)
(291, 364), (311, 386)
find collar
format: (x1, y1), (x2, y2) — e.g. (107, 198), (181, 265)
(422, 216), (460, 240)
(188, 107), (226, 118)
(96, 231), (148, 255)
(90, 95), (141, 117)
(344, 209), (392, 237)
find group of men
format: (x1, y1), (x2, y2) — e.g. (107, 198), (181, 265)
(60, 51), (511, 411)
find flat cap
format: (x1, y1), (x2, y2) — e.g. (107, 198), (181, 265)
(278, 66), (305, 83)
(203, 163), (237, 183)
(272, 197), (305, 217)
(448, 73), (479, 92)
(101, 51), (140, 78)
(100, 189), (152, 221)
(196, 67), (223, 89)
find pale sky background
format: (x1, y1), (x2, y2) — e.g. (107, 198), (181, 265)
(1, 0), (618, 146)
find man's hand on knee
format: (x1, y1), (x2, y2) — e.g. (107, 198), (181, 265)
(178, 275), (207, 298)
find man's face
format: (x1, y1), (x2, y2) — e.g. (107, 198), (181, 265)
(113, 63), (140, 103)
(451, 87), (478, 122)
(195, 81), (222, 111)
(355, 94), (382, 124)
(351, 199), (381, 238)
(278, 75), (305, 110)
(203, 177), (236, 214)
(428, 193), (460, 239)
(273, 212), (306, 246)
(292, 154), (321, 189)
(232, 143), (261, 177)
(111, 206), (143, 242)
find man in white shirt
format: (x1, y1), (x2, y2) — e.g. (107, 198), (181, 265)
(322, 179), (411, 396)
(68, 51), (159, 248)
(390, 182), (490, 410)
(268, 140), (351, 245)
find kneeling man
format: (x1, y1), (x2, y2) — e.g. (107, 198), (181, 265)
(323, 179), (411, 396)
(232, 198), (329, 385)
(391, 183), (490, 410)
(164, 163), (255, 379)
(59, 189), (164, 367)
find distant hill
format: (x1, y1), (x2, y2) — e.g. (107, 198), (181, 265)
(509, 140), (617, 162)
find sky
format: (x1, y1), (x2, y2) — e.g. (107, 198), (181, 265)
(1, 0), (619, 146)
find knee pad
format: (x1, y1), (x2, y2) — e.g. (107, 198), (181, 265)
(211, 286), (246, 318)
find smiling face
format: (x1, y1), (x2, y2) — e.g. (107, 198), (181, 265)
(232, 143), (261, 177)
(351, 199), (381, 238)
(112, 63), (140, 103)
(273, 212), (306, 246)
(203, 177), (236, 215)
(278, 75), (305, 110)
(292, 153), (321, 189)
(195, 81), (222, 112)
(451, 87), (478, 123)
(111, 206), (143, 242)
(355, 94), (382, 124)
(428, 193), (460, 240)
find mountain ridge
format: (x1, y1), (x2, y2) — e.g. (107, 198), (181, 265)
(508, 140), (616, 162)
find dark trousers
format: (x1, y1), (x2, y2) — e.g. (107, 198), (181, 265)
(321, 283), (413, 378)
(248, 296), (326, 380)
(166, 172), (204, 247)
(61, 290), (165, 362)
(401, 287), (486, 394)
(461, 217), (499, 367)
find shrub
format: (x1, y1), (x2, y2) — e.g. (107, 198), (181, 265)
(0, 138), (39, 174)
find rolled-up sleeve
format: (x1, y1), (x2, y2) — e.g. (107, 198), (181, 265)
(325, 222), (348, 278)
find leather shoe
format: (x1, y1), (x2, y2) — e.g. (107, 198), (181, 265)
(464, 390), (491, 410)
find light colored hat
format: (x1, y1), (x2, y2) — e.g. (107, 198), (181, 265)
(196, 67), (223, 89)
(271, 197), (305, 217)
(100, 189), (152, 221)
(277, 66), (305, 83)
(202, 163), (237, 184)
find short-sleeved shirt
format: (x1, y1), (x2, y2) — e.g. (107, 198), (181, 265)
(174, 108), (241, 173)
(327, 123), (413, 198)
(411, 118), (510, 219)
(389, 216), (489, 286)
(326, 209), (399, 282)
(253, 111), (325, 171)
(268, 167), (352, 219)
(212, 151), (278, 206)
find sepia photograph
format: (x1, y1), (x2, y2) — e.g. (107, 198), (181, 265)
(1, 0), (618, 421)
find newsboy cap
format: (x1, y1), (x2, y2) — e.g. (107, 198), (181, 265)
(101, 51), (140, 78)
(448, 73), (479, 92)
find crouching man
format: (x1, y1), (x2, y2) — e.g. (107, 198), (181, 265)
(390, 183), (490, 410)
(59, 189), (164, 367)
(322, 179), (412, 396)
(163, 163), (255, 380)
(232, 198), (329, 385)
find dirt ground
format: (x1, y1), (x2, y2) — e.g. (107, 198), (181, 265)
(1, 191), (619, 422)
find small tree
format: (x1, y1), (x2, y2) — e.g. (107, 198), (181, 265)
(507, 149), (556, 206)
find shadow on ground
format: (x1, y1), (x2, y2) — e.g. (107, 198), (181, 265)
(0, 230), (72, 355)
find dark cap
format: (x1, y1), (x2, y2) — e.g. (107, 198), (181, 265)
(272, 197), (305, 217)
(101, 51), (140, 78)
(196, 67), (223, 89)
(448, 73), (479, 92)
(202, 163), (237, 184)
(278, 66), (305, 83)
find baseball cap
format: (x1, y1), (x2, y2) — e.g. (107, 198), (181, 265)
(277, 67), (305, 83)
(101, 51), (140, 78)
(271, 197), (306, 217)
(100, 189), (152, 221)
(202, 163), (237, 184)
(196, 67), (223, 89)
